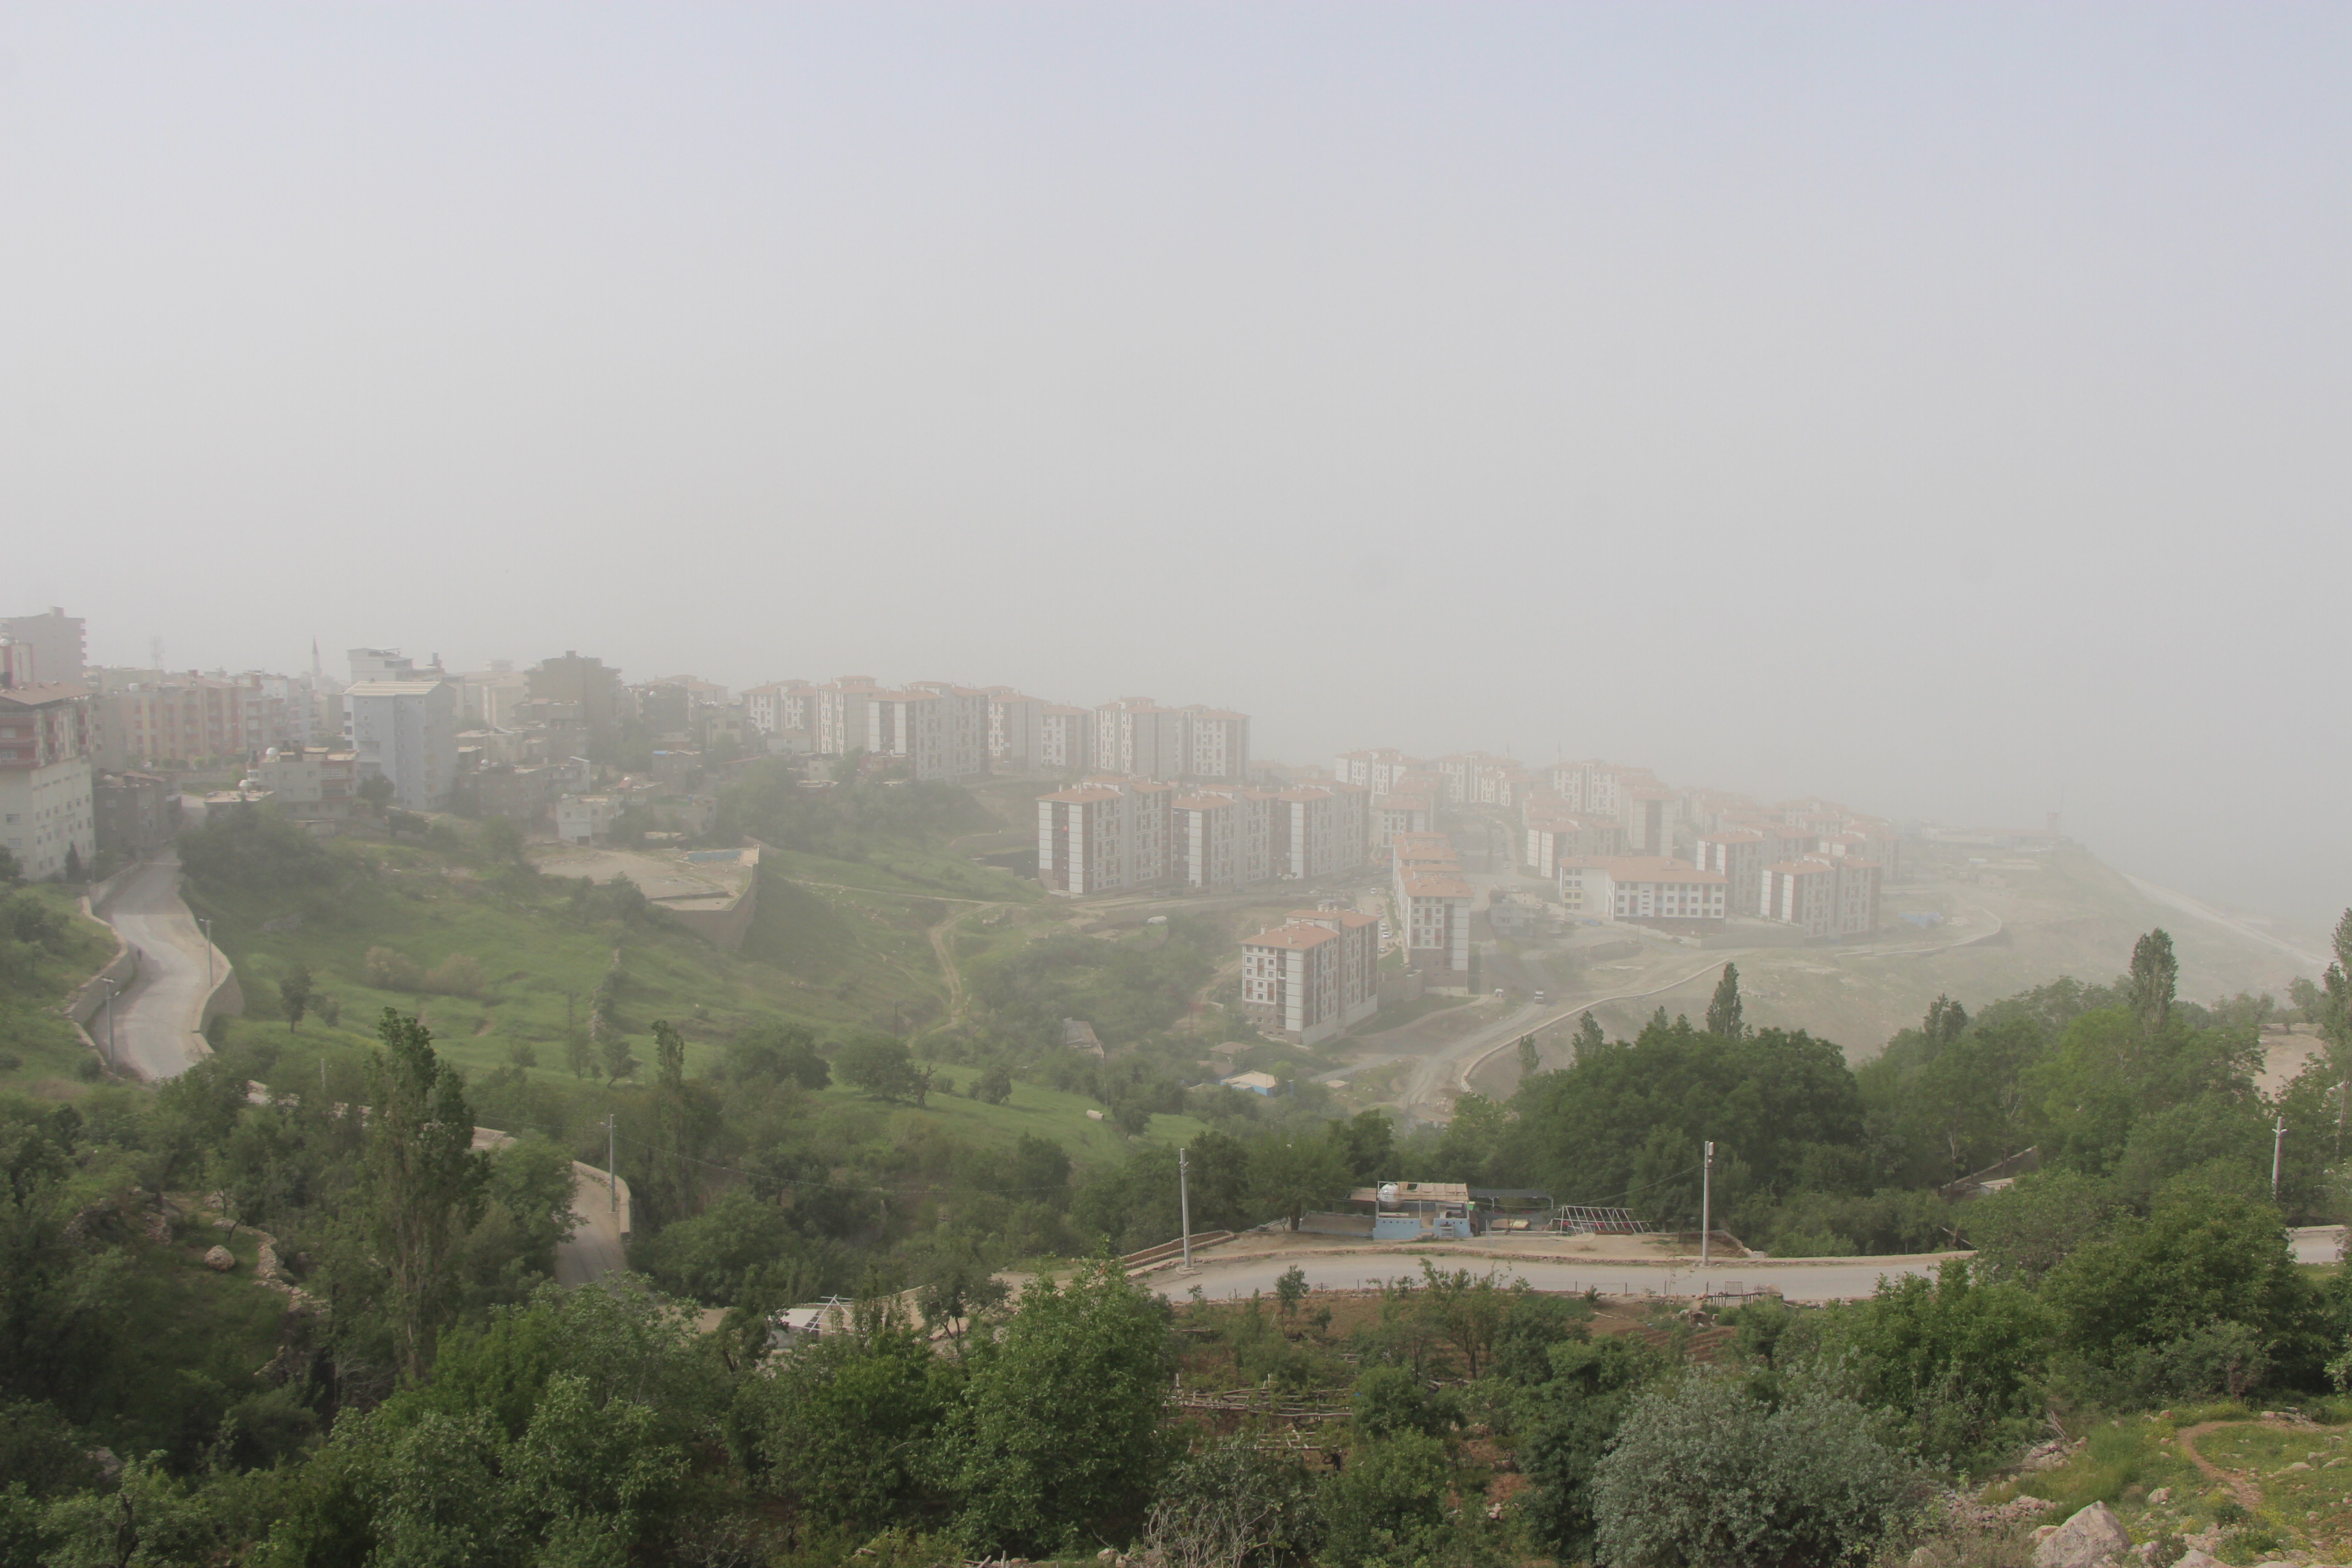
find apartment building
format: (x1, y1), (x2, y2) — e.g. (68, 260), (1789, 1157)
(95, 675), (251, 769)
(347, 680), (457, 812)
(1335, 749), (1422, 795)
(1387, 832), (1473, 989)
(557, 794), (621, 845)
(1692, 830), (1769, 913)
(983, 690), (1045, 772)
(909, 683), (990, 779)
(1239, 907), (1380, 1045)
(252, 747), (359, 819)
(1619, 787), (1683, 855)
(528, 652), (623, 749)
(93, 771), (176, 859)
(1544, 761), (1660, 821)
(0, 683), (96, 881)
(1556, 856), (1727, 926)
(0, 608), (84, 684)
(1035, 774), (1177, 895)
(864, 689), (951, 781)
(1092, 697), (1251, 783)
(1760, 856), (1881, 938)
(1371, 785), (1439, 851)
(1271, 783), (1369, 880)
(1039, 705), (1093, 772)
(1524, 814), (1625, 878)
(1433, 752), (1530, 807)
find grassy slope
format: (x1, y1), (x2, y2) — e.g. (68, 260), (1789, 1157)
(827, 1064), (1209, 1162)
(0, 883), (123, 1096)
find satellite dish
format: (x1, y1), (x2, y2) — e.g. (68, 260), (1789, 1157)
(1377, 1183), (1400, 1206)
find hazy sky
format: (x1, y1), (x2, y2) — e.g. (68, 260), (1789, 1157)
(4, 5), (2348, 932)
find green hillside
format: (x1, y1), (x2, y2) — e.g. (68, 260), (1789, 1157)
(0, 880), (120, 1093)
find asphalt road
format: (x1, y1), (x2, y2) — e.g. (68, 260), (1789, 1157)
(95, 852), (225, 1081)
(1149, 1228), (2348, 1305)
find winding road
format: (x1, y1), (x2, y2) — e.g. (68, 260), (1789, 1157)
(93, 851), (225, 1080)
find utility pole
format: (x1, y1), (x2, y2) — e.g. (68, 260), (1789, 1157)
(2274, 1117), (2287, 1199)
(608, 1113), (618, 1213)
(199, 918), (214, 987)
(1700, 1141), (1714, 1271)
(1179, 1145), (1193, 1269)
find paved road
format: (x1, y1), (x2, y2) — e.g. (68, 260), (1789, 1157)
(556, 1162), (632, 1286)
(1150, 1228), (2348, 1305)
(95, 853), (227, 1081)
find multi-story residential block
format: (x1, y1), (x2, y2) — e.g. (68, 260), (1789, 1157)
(1387, 832), (1473, 989)
(1556, 856), (1727, 926)
(1038, 705), (1093, 772)
(1173, 795), (1245, 891)
(93, 771), (176, 859)
(0, 608), (86, 684)
(1035, 774), (1177, 895)
(983, 690), (1046, 772)
(1371, 785), (1439, 851)
(1272, 783), (1369, 879)
(911, 683), (990, 779)
(1335, 749), (1422, 795)
(0, 683), (96, 881)
(94, 675), (252, 770)
(1239, 907), (1380, 1045)
(1433, 752), (1531, 807)
(1181, 706), (1250, 783)
(252, 747), (359, 819)
(1619, 787), (1683, 855)
(347, 681), (457, 812)
(1524, 814), (1625, 877)
(1759, 856), (1880, 938)
(0, 641), (37, 688)
(528, 652), (623, 750)
(1692, 830), (1769, 913)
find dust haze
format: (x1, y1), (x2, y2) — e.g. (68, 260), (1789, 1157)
(4, 5), (2347, 932)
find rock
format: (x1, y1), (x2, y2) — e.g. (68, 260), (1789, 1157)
(2031, 1526), (2061, 1545)
(2031, 1502), (2131, 1568)
(2172, 1554), (2222, 1568)
(1098, 1552), (1115, 1563)
(2288, 1461), (2313, 1471)
(2147, 1488), (2171, 1505)
(203, 1245), (236, 1272)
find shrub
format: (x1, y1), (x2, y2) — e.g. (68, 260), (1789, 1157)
(365, 946), (426, 991)
(1145, 1435), (1318, 1568)
(969, 1065), (1013, 1105)
(1316, 1431), (1453, 1568)
(1591, 1369), (1920, 1568)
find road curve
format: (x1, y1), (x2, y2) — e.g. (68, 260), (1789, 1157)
(1148, 1227), (2345, 1306)
(94, 853), (228, 1081)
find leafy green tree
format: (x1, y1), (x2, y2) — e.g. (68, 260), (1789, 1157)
(840, 1039), (933, 1106)
(1004, 1134), (1071, 1209)
(968, 1064), (1013, 1105)
(2128, 928), (2179, 1033)
(1516, 1335), (1668, 1558)
(743, 1316), (959, 1532)
(1316, 1431), (1453, 1568)
(363, 1009), (489, 1381)
(1143, 1435), (1318, 1568)
(1961, 1169), (2124, 1284)
(1184, 1130), (1255, 1231)
(946, 1258), (1171, 1553)
(1573, 1011), (1605, 1056)
(1324, 1109), (1395, 1183)
(1591, 1369), (1918, 1568)
(357, 774), (395, 814)
(279, 962), (313, 1032)
(1350, 1365), (1453, 1439)
(1247, 1137), (1350, 1231)
(721, 1022), (830, 1090)
(1825, 1258), (2054, 1467)
(1705, 964), (1744, 1040)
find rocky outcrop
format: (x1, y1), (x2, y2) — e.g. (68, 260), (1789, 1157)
(203, 1245), (236, 1271)
(2031, 1502), (2130, 1568)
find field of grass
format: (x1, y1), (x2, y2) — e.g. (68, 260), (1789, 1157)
(0, 883), (122, 1096)
(857, 1063), (1210, 1162)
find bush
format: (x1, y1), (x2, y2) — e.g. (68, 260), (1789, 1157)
(969, 1065), (1013, 1105)
(1352, 1365), (1455, 1439)
(1145, 1435), (1318, 1568)
(1592, 1369), (1920, 1568)
(1316, 1431), (1453, 1568)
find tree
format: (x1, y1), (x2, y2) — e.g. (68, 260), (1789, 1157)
(969, 1064), (1013, 1105)
(745, 1316), (958, 1531)
(947, 1260), (1171, 1552)
(722, 1022), (830, 1090)
(1324, 1109), (1394, 1183)
(1247, 1137), (1349, 1230)
(1516, 1034), (1541, 1079)
(363, 1009), (489, 1381)
(1573, 1011), (1605, 1056)
(0, 847), (19, 885)
(1143, 1435), (1317, 1568)
(279, 963), (313, 1032)
(1705, 964), (1744, 1041)
(839, 1039), (933, 1106)
(357, 774), (395, 815)
(1317, 1432), (1454, 1568)
(1520, 1335), (1670, 1558)
(61, 844), (80, 883)
(2128, 928), (2179, 1033)
(600, 1030), (638, 1085)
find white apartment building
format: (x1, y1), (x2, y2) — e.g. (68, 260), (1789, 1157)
(1524, 815), (1626, 878)
(1335, 749), (1422, 795)
(1173, 796), (1244, 891)
(1036, 774), (1177, 895)
(347, 680), (457, 812)
(1395, 870), (1474, 988)
(865, 689), (951, 781)
(1620, 787), (1682, 855)
(1556, 856), (1727, 925)
(811, 677), (884, 757)
(1239, 907), (1380, 1045)
(1092, 697), (1251, 783)
(1371, 786), (1438, 851)
(0, 683), (95, 880)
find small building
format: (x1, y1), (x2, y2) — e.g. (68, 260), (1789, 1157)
(1220, 1070), (1281, 1096)
(556, 794), (620, 844)
(1349, 1180), (1475, 1240)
